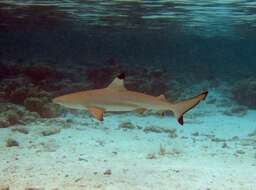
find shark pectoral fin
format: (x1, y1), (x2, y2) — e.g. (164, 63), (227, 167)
(88, 107), (105, 121)
(134, 108), (147, 114)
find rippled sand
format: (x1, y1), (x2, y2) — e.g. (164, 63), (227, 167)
(0, 88), (255, 190)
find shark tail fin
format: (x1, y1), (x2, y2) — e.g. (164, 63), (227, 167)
(171, 91), (208, 126)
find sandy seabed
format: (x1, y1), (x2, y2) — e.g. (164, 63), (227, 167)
(0, 89), (256, 190)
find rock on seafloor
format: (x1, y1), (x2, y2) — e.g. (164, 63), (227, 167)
(0, 103), (39, 128)
(24, 97), (59, 118)
(5, 138), (19, 147)
(223, 105), (248, 117)
(41, 127), (61, 136)
(11, 126), (29, 134)
(0, 185), (9, 190)
(103, 169), (112, 175)
(231, 77), (256, 108)
(118, 121), (136, 130)
(25, 188), (45, 190)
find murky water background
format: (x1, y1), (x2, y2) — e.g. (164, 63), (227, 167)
(1, 1), (256, 76)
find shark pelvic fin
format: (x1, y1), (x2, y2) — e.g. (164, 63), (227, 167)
(88, 107), (105, 121)
(107, 74), (127, 91)
(135, 108), (147, 114)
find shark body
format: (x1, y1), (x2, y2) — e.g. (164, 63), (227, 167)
(53, 73), (208, 125)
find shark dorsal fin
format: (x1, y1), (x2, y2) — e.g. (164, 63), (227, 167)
(157, 94), (168, 102)
(107, 73), (127, 91)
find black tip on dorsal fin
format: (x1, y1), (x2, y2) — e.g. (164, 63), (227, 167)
(117, 73), (125, 80)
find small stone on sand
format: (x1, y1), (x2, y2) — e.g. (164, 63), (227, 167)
(41, 127), (61, 136)
(103, 169), (112, 175)
(118, 121), (136, 129)
(11, 127), (29, 134)
(6, 138), (19, 147)
(0, 185), (9, 190)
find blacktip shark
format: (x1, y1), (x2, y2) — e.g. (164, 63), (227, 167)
(53, 73), (208, 125)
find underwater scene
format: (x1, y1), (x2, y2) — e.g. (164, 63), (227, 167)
(0, 0), (256, 189)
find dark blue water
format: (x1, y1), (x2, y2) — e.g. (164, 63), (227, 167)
(1, 0), (256, 77)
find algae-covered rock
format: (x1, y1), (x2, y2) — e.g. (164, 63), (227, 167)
(25, 187), (45, 190)
(158, 144), (181, 156)
(0, 185), (9, 190)
(62, 119), (73, 128)
(118, 121), (136, 130)
(41, 127), (61, 136)
(39, 103), (58, 118)
(24, 97), (59, 118)
(11, 126), (29, 134)
(0, 103), (24, 127)
(143, 126), (163, 133)
(24, 97), (44, 112)
(231, 77), (256, 108)
(159, 144), (167, 155)
(27, 87), (51, 99)
(211, 137), (226, 142)
(192, 132), (199, 136)
(5, 110), (21, 125)
(1, 77), (31, 103)
(168, 131), (178, 139)
(36, 140), (60, 152)
(223, 105), (248, 117)
(143, 126), (176, 134)
(0, 102), (47, 127)
(0, 120), (10, 128)
(222, 142), (228, 148)
(9, 87), (28, 104)
(248, 130), (256, 137)
(21, 111), (40, 124)
(0, 72), (55, 108)
(6, 138), (19, 147)
(236, 150), (245, 154)
(23, 64), (59, 83)
(146, 153), (157, 159)
(0, 91), (6, 102)
(103, 169), (112, 175)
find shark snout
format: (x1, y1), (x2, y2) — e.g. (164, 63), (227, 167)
(52, 95), (80, 109)
(52, 97), (64, 104)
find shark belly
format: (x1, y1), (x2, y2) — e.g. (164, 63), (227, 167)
(96, 101), (138, 112)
